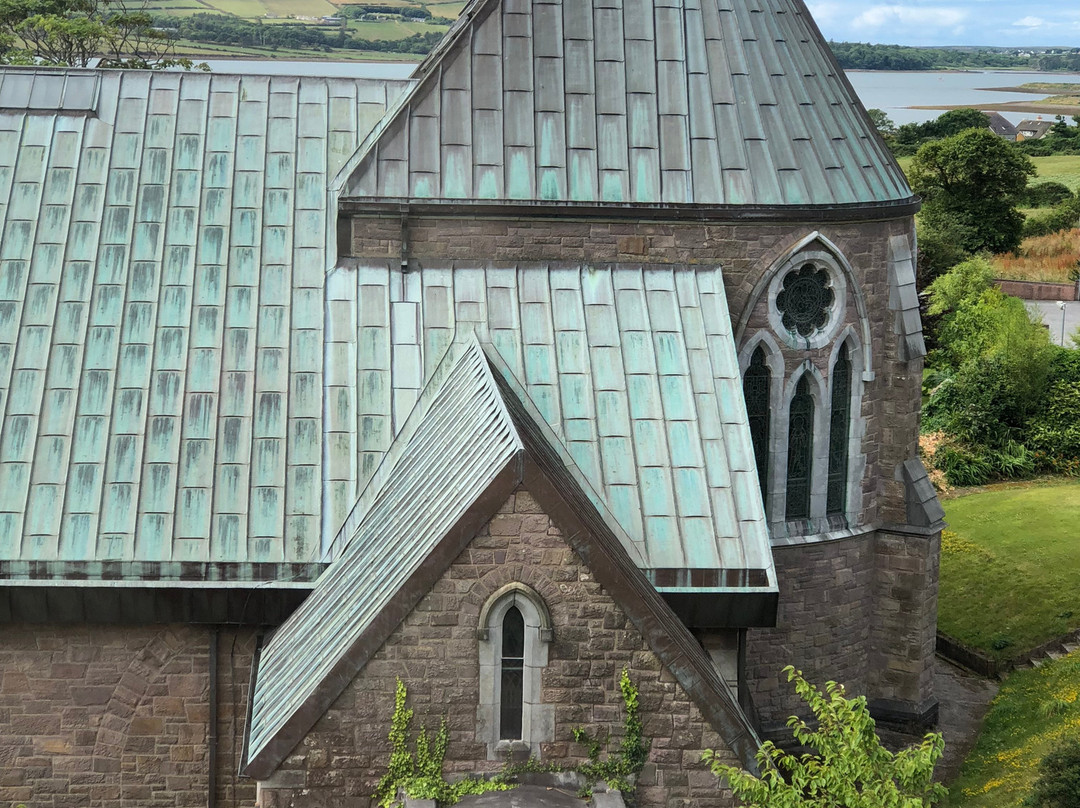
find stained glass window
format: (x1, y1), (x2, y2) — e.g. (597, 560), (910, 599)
(776, 264), (835, 337)
(500, 605), (525, 740)
(827, 344), (852, 516)
(744, 347), (771, 496)
(786, 376), (814, 521)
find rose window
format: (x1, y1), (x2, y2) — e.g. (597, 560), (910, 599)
(775, 264), (835, 337)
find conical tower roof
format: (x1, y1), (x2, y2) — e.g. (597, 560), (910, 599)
(337, 0), (912, 208)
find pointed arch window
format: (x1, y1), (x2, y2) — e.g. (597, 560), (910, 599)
(500, 606), (525, 740)
(786, 376), (814, 521)
(827, 344), (852, 516)
(743, 347), (771, 496)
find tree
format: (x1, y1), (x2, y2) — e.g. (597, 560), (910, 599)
(910, 127), (1035, 254)
(0, 0), (203, 68)
(867, 108), (896, 136)
(704, 667), (946, 808)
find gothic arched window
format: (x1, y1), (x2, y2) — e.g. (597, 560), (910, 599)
(827, 344), (852, 516)
(786, 376), (814, 521)
(743, 347), (771, 496)
(500, 606), (525, 740)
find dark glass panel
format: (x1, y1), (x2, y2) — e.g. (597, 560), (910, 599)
(500, 606), (525, 740)
(775, 263), (835, 337)
(743, 347), (771, 496)
(827, 345), (852, 516)
(785, 376), (814, 520)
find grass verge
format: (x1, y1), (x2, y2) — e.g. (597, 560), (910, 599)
(938, 479), (1080, 659)
(944, 651), (1080, 808)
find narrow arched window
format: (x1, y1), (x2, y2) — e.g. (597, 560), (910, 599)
(827, 344), (852, 516)
(786, 376), (814, 521)
(743, 347), (771, 496)
(500, 605), (525, 740)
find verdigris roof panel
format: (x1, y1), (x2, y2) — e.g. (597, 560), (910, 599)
(0, 66), (412, 571)
(331, 261), (775, 582)
(339, 0), (910, 207)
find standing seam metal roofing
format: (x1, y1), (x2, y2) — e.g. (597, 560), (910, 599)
(0, 67), (412, 569)
(328, 261), (775, 580)
(338, 0), (912, 206)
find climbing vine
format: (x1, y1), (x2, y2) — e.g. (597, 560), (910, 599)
(374, 679), (512, 808)
(568, 668), (651, 792)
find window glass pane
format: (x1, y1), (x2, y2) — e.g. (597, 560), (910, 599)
(786, 376), (813, 520)
(744, 347), (771, 497)
(827, 345), (852, 515)
(500, 606), (525, 740)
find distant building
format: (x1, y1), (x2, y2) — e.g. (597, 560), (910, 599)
(986, 112), (1018, 141)
(0, 0), (943, 805)
(1017, 118), (1054, 140)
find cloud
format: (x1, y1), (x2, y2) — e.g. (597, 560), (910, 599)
(1013, 15), (1045, 28)
(852, 5), (969, 31)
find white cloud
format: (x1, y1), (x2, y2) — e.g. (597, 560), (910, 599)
(852, 5), (969, 31)
(1013, 15), (1045, 28)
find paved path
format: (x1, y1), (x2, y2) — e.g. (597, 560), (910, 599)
(1027, 299), (1080, 346)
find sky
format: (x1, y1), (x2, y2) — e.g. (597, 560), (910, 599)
(807, 1), (1080, 47)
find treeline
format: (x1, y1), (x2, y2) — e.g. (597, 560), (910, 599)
(154, 12), (445, 53)
(831, 41), (1080, 72)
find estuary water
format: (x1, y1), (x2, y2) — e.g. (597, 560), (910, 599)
(845, 70), (1080, 126)
(200, 59), (1080, 127)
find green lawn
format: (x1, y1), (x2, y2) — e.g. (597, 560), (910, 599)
(938, 480), (1080, 659)
(1032, 154), (1080, 194)
(945, 651), (1080, 808)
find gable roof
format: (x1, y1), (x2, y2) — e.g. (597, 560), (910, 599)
(0, 67), (411, 576)
(338, 0), (912, 208)
(985, 112), (1017, 139)
(243, 337), (762, 780)
(1017, 119), (1053, 138)
(332, 261), (777, 598)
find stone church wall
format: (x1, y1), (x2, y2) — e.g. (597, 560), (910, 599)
(261, 488), (739, 808)
(0, 624), (257, 808)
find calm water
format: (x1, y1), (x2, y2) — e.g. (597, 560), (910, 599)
(845, 70), (1080, 125)
(201, 59), (1080, 127)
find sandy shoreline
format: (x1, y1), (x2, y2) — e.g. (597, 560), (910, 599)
(910, 102), (1080, 115)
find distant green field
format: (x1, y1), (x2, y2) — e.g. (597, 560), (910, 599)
(426, 1), (466, 17)
(262, 0), (338, 16)
(1032, 154), (1080, 193)
(203, 0), (272, 16)
(347, 18), (448, 38)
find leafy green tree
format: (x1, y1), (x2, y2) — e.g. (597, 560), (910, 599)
(0, 0), (201, 68)
(867, 108), (896, 136)
(704, 667), (945, 808)
(910, 128), (1035, 254)
(923, 257), (1053, 456)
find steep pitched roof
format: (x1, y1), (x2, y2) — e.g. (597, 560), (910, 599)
(243, 337), (762, 780)
(337, 0), (912, 207)
(329, 261), (776, 598)
(0, 67), (410, 576)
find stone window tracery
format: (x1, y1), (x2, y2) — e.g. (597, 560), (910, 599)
(477, 582), (554, 759)
(776, 263), (835, 337)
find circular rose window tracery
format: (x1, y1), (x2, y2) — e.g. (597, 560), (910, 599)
(775, 263), (835, 337)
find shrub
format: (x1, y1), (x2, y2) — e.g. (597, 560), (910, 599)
(1024, 196), (1080, 239)
(933, 442), (994, 487)
(1021, 182), (1076, 209)
(1027, 739), (1080, 808)
(704, 667), (946, 808)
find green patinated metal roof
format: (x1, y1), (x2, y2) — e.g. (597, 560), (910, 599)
(337, 0), (912, 207)
(245, 338), (765, 779)
(0, 67), (411, 569)
(328, 261), (775, 579)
